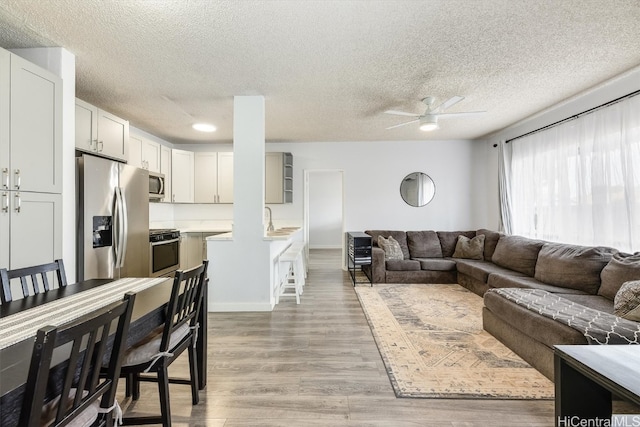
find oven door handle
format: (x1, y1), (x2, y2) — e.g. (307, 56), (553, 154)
(151, 237), (180, 246)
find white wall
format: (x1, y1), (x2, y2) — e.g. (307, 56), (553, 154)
(267, 139), (497, 233)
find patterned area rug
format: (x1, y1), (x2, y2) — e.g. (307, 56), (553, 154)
(355, 283), (554, 399)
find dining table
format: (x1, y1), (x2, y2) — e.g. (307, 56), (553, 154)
(0, 276), (208, 427)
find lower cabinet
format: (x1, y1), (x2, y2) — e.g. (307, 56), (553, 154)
(0, 191), (62, 273)
(179, 232), (226, 270)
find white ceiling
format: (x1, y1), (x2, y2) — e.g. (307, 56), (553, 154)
(1, 1), (639, 145)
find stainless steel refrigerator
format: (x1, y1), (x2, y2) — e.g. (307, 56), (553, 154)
(77, 154), (150, 281)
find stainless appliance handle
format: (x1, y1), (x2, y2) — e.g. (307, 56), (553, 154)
(159, 175), (164, 196)
(113, 188), (122, 268)
(118, 187), (129, 268)
(150, 237), (179, 246)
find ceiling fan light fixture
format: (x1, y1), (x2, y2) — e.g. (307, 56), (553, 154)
(192, 122), (217, 132)
(419, 115), (438, 132)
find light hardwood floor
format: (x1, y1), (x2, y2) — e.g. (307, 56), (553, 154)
(120, 249), (554, 426)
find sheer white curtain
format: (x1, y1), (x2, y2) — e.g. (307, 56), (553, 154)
(506, 94), (640, 252)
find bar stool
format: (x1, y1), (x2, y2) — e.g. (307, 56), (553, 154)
(289, 241), (308, 279)
(277, 245), (304, 304)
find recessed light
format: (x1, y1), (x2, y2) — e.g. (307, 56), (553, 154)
(192, 123), (217, 132)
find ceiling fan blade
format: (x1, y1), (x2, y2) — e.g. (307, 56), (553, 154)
(386, 119), (420, 130)
(432, 96), (464, 113)
(384, 110), (420, 117)
(436, 111), (486, 118)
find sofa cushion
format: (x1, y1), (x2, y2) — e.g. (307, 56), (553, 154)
(406, 230), (443, 258)
(455, 259), (516, 283)
(492, 235), (544, 276)
(559, 293), (615, 314)
(599, 252), (640, 300)
(614, 280), (640, 321)
(366, 230), (411, 260)
(378, 235), (404, 261)
(413, 258), (457, 271)
(437, 230), (476, 258)
(385, 259), (421, 271)
(476, 229), (503, 261)
(534, 243), (615, 294)
(488, 273), (588, 295)
(453, 234), (485, 260)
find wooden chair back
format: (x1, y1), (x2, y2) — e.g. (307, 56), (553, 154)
(0, 259), (68, 303)
(159, 260), (208, 353)
(19, 292), (136, 427)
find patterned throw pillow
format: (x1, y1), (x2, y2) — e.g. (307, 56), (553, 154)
(614, 280), (640, 321)
(452, 234), (485, 260)
(378, 235), (404, 261)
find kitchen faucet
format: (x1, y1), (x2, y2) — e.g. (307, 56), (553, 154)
(265, 206), (275, 232)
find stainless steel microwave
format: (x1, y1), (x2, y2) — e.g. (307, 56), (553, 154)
(149, 171), (166, 201)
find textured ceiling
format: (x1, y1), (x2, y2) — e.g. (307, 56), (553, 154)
(0, 0), (639, 144)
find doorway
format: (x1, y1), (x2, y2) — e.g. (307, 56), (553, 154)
(304, 170), (344, 266)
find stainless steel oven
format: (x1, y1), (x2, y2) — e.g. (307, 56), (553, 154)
(149, 229), (180, 277)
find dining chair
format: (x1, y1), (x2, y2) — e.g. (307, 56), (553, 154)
(0, 259), (68, 303)
(119, 260), (208, 427)
(19, 292), (136, 427)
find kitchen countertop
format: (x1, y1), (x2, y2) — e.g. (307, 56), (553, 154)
(205, 227), (302, 241)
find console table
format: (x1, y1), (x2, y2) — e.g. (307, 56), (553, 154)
(346, 232), (372, 286)
(554, 345), (640, 427)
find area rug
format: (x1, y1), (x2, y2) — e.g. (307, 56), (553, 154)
(355, 283), (554, 399)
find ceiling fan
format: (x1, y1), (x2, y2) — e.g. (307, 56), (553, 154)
(384, 96), (486, 131)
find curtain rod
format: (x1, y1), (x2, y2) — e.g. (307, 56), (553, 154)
(502, 89), (640, 145)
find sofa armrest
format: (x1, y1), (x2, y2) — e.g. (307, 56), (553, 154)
(369, 247), (386, 283)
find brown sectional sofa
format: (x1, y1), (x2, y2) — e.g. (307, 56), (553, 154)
(362, 228), (640, 380)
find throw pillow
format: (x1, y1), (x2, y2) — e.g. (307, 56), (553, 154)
(614, 280), (640, 321)
(452, 234), (485, 260)
(599, 252), (640, 300)
(378, 235), (404, 261)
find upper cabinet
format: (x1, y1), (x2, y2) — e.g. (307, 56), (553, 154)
(265, 152), (293, 204)
(75, 98), (129, 162)
(129, 134), (160, 173)
(171, 148), (194, 203)
(1, 49), (63, 194)
(194, 152), (234, 203)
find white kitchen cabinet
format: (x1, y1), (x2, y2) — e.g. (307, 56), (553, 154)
(75, 98), (129, 162)
(194, 152), (233, 204)
(129, 134), (160, 172)
(171, 148), (194, 203)
(160, 145), (172, 203)
(0, 47), (62, 276)
(265, 152), (293, 204)
(0, 191), (63, 272)
(1, 48), (63, 194)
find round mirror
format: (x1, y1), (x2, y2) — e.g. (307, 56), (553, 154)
(400, 172), (435, 207)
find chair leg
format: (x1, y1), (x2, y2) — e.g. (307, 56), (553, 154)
(188, 343), (200, 405)
(157, 367), (172, 427)
(125, 373), (132, 397)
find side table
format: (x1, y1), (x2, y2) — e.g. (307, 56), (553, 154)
(346, 231), (372, 286)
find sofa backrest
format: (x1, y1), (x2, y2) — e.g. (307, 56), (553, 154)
(437, 231), (476, 258)
(476, 229), (504, 261)
(492, 235), (545, 276)
(534, 243), (616, 294)
(406, 231), (443, 258)
(365, 230), (411, 260)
